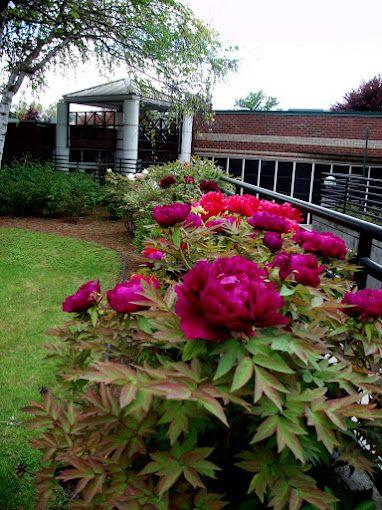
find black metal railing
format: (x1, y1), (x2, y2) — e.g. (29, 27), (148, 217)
(321, 172), (382, 225)
(221, 175), (382, 288)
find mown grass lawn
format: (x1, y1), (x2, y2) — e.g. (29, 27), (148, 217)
(0, 228), (121, 510)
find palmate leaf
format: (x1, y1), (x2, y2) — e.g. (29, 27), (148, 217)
(254, 366), (289, 410)
(306, 409), (338, 452)
(213, 339), (243, 380)
(247, 342), (295, 374)
(251, 415), (307, 462)
(139, 446), (220, 496)
(231, 356), (253, 392)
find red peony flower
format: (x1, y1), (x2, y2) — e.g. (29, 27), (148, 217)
(200, 179), (221, 193)
(294, 230), (347, 260)
(160, 175), (177, 188)
(247, 211), (291, 233)
(107, 274), (159, 314)
(263, 232), (283, 252)
(198, 192), (225, 219)
(259, 200), (303, 223)
(270, 252), (324, 287)
(141, 247), (165, 261)
(223, 194), (260, 217)
(175, 256), (287, 341)
(342, 289), (382, 320)
(184, 175), (195, 184)
(153, 203), (191, 227)
(184, 213), (203, 228)
(62, 280), (101, 313)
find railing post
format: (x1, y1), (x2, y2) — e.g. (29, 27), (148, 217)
(355, 231), (373, 289)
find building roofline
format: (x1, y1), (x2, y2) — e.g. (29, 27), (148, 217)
(211, 109), (382, 117)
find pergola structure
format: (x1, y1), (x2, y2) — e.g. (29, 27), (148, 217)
(56, 78), (192, 173)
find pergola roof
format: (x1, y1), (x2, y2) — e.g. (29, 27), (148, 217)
(63, 78), (170, 111)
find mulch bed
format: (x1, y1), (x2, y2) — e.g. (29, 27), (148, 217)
(0, 215), (144, 277)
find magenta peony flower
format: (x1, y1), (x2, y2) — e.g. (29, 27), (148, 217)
(141, 247), (165, 261)
(184, 213), (203, 228)
(153, 203), (191, 227)
(184, 175), (195, 184)
(342, 289), (382, 320)
(248, 211), (291, 233)
(107, 274), (159, 314)
(160, 175), (177, 188)
(62, 280), (101, 313)
(270, 252), (324, 287)
(294, 230), (347, 260)
(200, 179), (221, 193)
(175, 256), (287, 341)
(263, 232), (283, 252)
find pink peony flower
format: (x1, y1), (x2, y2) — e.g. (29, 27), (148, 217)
(160, 175), (177, 188)
(206, 216), (236, 232)
(184, 213), (203, 228)
(342, 289), (382, 320)
(294, 230), (347, 260)
(198, 192), (225, 219)
(223, 194), (260, 217)
(247, 211), (291, 233)
(62, 280), (101, 313)
(270, 252), (324, 287)
(107, 274), (159, 314)
(175, 256), (287, 341)
(153, 203), (191, 227)
(200, 179), (221, 193)
(263, 232), (283, 252)
(260, 200), (303, 223)
(184, 175), (195, 184)
(141, 247), (165, 261)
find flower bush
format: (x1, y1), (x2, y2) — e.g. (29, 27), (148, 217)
(102, 158), (235, 249)
(26, 184), (382, 509)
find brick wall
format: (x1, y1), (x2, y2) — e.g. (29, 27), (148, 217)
(192, 111), (382, 163)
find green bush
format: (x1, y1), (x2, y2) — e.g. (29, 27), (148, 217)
(0, 161), (102, 217)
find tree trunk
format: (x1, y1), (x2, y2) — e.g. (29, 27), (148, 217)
(0, 89), (14, 167)
(0, 71), (25, 167)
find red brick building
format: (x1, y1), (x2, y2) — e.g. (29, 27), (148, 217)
(192, 110), (382, 205)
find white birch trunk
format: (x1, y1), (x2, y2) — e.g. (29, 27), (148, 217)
(0, 88), (14, 166)
(0, 71), (25, 167)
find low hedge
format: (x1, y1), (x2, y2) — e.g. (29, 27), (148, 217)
(0, 161), (102, 217)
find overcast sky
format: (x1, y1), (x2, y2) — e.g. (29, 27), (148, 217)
(19, 0), (382, 111)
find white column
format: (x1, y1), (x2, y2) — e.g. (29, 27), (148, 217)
(114, 110), (124, 172)
(179, 115), (193, 163)
(121, 96), (140, 173)
(55, 100), (69, 171)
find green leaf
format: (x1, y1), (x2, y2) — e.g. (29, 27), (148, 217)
(157, 465), (183, 495)
(172, 227), (181, 247)
(137, 316), (153, 334)
(354, 502), (376, 510)
(280, 284), (295, 297)
(248, 469), (269, 501)
(254, 366), (288, 410)
(213, 339), (241, 380)
(182, 340), (207, 361)
(88, 307), (98, 327)
(231, 357), (253, 392)
(254, 353), (294, 374)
